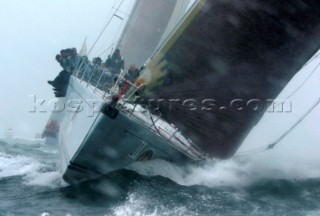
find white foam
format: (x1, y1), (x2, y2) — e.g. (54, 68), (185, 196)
(0, 150), (63, 188)
(0, 152), (41, 178)
(127, 159), (187, 184)
(128, 159), (249, 187)
(113, 193), (157, 216)
(23, 170), (62, 188)
(306, 210), (320, 216)
(113, 193), (187, 216)
(128, 151), (320, 188)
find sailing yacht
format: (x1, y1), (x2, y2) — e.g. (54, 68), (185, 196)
(45, 0), (320, 184)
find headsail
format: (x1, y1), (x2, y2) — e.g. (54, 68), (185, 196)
(133, 0), (320, 159)
(79, 37), (88, 56)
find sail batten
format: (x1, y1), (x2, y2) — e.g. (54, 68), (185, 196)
(134, 0), (320, 159)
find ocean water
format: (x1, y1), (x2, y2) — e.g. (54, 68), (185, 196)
(0, 140), (319, 216)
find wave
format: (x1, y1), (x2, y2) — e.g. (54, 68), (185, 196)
(0, 142), (62, 188)
(0, 137), (45, 145)
(128, 150), (320, 188)
(1, 134), (319, 191)
(108, 169), (320, 216)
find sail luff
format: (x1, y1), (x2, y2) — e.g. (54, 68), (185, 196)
(156, 0), (195, 51)
(117, 0), (143, 52)
(116, 0), (178, 70)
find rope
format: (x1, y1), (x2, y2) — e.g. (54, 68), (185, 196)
(234, 97), (320, 157)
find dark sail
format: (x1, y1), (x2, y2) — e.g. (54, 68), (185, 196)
(133, 0), (320, 159)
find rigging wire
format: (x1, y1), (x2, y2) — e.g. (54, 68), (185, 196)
(73, 0), (125, 74)
(87, 0), (125, 56)
(94, 0), (136, 58)
(272, 59), (320, 109)
(234, 56), (320, 158)
(234, 97), (320, 157)
(97, 40), (120, 58)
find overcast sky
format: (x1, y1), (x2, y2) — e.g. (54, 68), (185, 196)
(0, 0), (134, 137)
(0, 0), (319, 167)
(239, 57), (320, 164)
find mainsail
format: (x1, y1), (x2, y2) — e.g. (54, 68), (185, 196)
(132, 0), (320, 159)
(117, 0), (178, 69)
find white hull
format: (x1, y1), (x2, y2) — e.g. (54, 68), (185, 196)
(57, 77), (201, 184)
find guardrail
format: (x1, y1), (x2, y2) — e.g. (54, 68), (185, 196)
(72, 64), (207, 160)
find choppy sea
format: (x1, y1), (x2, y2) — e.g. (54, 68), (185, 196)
(0, 139), (319, 216)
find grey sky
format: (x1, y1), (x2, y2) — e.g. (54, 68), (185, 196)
(0, 0), (134, 137)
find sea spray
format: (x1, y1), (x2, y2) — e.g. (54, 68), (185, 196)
(128, 151), (320, 188)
